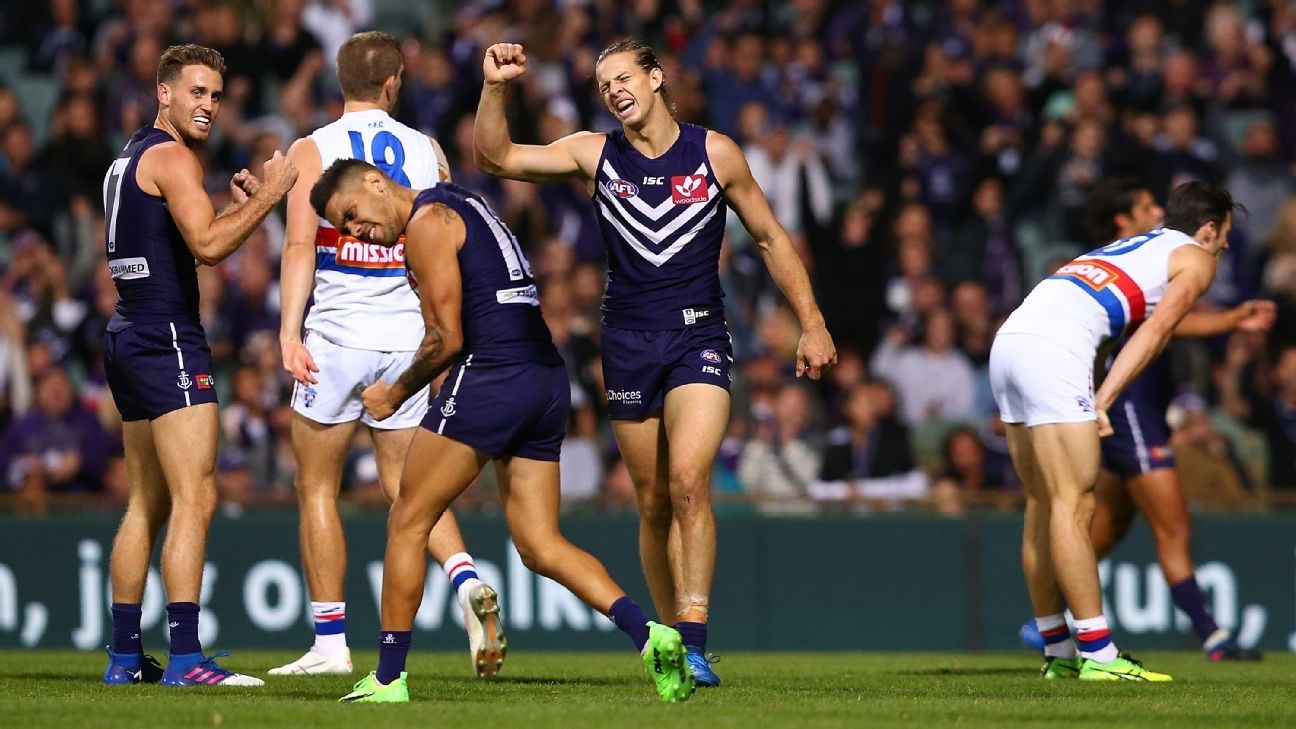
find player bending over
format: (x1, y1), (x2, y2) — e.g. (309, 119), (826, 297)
(991, 181), (1242, 682)
(309, 159), (693, 703)
(272, 30), (501, 679)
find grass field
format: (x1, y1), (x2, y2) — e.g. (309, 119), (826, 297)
(1, 650), (1293, 728)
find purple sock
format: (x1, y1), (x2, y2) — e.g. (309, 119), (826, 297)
(376, 630), (412, 685)
(608, 596), (651, 651)
(111, 603), (143, 656)
(166, 602), (201, 656)
(1169, 577), (1220, 644)
(675, 621), (707, 651)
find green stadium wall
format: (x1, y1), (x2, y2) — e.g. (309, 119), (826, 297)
(1, 513), (1291, 652)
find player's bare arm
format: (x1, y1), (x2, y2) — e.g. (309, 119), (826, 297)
(362, 204), (466, 421)
(474, 43), (603, 184)
(707, 130), (836, 379)
(279, 136), (325, 385)
(1171, 298), (1276, 337)
(1095, 244), (1218, 433)
(143, 142), (297, 265)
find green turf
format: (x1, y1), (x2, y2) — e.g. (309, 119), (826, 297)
(1, 650), (1292, 728)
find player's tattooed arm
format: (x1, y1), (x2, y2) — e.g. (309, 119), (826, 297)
(427, 202), (459, 224)
(390, 319), (454, 405)
(364, 206), (468, 419)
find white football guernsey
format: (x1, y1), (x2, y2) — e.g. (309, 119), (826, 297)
(306, 109), (442, 351)
(997, 228), (1205, 359)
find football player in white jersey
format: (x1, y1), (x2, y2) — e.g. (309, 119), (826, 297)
(989, 181), (1240, 682)
(273, 31), (505, 678)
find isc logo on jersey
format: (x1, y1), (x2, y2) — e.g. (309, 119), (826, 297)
(1055, 260), (1122, 290)
(336, 238), (406, 269)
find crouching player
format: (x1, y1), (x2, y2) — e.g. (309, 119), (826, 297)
(991, 181), (1242, 681)
(308, 159), (693, 703)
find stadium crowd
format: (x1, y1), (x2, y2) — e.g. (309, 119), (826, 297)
(1, 0), (1295, 516)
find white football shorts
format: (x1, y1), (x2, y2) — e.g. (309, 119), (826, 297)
(289, 330), (429, 429)
(988, 332), (1096, 427)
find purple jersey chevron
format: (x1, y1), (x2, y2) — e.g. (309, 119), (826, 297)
(593, 123), (727, 330)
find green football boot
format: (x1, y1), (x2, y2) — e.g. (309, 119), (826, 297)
(1040, 656), (1081, 679)
(1079, 654), (1172, 682)
(642, 621), (693, 702)
(338, 671), (411, 702)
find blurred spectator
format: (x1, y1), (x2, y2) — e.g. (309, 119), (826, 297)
(301, 0), (373, 71)
(1224, 118), (1294, 250)
(1157, 104), (1220, 184)
(1106, 14), (1167, 113)
(41, 95), (116, 205)
(700, 32), (780, 139)
(105, 33), (163, 142)
(940, 176), (1023, 313)
(0, 290), (32, 429)
(0, 122), (61, 233)
(218, 365), (275, 504)
(1220, 337), (1296, 490)
(1200, 3), (1271, 108)
(883, 202), (936, 323)
(812, 190), (887, 356)
(871, 307), (977, 429)
(930, 426), (1010, 511)
(738, 383), (821, 514)
(1165, 393), (1255, 510)
(259, 0), (326, 105)
(898, 107), (970, 231)
(741, 111), (832, 239)
(27, 0), (88, 75)
(1, 366), (110, 495)
(818, 380), (913, 484)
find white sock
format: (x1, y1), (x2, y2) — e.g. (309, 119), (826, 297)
(311, 601), (348, 657)
(1073, 615), (1119, 663)
(442, 552), (480, 607)
(1035, 613), (1077, 659)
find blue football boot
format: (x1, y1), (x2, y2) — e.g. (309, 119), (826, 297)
(1019, 619), (1045, 653)
(102, 646), (164, 685)
(160, 651), (265, 687)
(685, 646), (721, 688)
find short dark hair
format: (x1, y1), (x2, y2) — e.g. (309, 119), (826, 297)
(1162, 181), (1245, 236)
(310, 159), (381, 219)
(595, 37), (674, 115)
(157, 44), (226, 86)
(1086, 177), (1149, 244)
(336, 31), (402, 102)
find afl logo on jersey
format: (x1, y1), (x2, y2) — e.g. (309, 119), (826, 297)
(605, 179), (639, 198)
(671, 174), (708, 205)
(700, 349), (721, 364)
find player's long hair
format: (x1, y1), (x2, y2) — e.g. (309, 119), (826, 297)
(595, 37), (677, 117)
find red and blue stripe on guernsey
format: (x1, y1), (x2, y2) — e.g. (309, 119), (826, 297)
(1048, 258), (1147, 338)
(315, 227), (407, 277)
